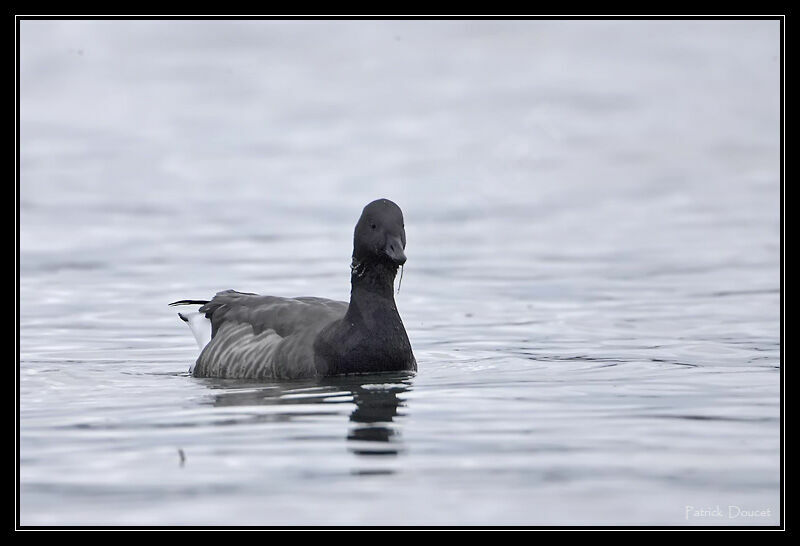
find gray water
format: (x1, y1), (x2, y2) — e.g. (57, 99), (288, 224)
(19, 20), (781, 526)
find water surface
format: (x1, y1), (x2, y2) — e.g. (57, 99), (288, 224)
(19, 20), (780, 526)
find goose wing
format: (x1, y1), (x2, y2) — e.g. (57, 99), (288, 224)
(193, 290), (347, 379)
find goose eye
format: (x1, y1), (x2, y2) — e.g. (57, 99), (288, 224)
(370, 224), (376, 230)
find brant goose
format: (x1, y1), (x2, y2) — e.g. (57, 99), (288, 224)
(170, 198), (416, 379)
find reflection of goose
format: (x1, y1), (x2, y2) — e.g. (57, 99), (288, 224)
(203, 372), (413, 457)
(170, 199), (416, 379)
(347, 379), (410, 455)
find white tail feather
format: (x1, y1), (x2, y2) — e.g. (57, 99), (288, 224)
(179, 311), (212, 350)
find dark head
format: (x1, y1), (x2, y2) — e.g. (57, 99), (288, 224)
(353, 199), (407, 266)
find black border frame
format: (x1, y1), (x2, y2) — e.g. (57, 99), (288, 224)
(13, 13), (786, 532)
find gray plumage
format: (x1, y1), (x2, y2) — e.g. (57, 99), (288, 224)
(192, 291), (348, 380)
